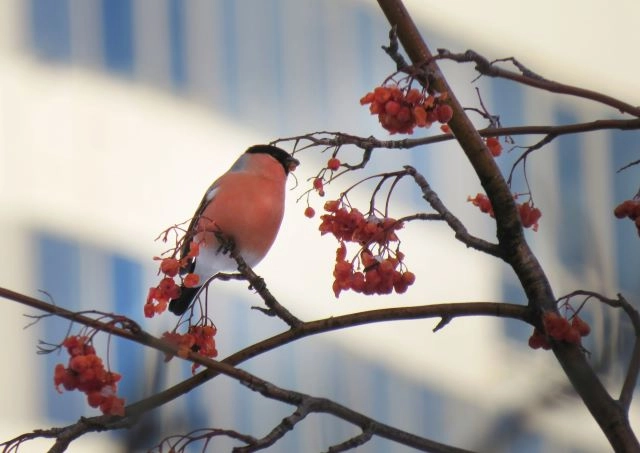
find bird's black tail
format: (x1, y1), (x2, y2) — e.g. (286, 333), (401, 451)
(168, 286), (200, 316)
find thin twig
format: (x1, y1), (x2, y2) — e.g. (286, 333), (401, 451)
(152, 428), (257, 453)
(232, 399), (314, 452)
(277, 117), (640, 165)
(555, 290), (640, 412)
(216, 232), (303, 328)
(403, 165), (503, 258)
(436, 49), (640, 117)
(507, 134), (557, 186)
(326, 428), (374, 453)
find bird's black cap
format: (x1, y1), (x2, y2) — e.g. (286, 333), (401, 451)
(245, 144), (299, 174)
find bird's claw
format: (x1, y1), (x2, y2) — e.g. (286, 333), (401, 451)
(249, 276), (266, 292)
(214, 231), (236, 256)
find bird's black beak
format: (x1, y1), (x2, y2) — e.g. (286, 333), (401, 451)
(286, 156), (300, 173)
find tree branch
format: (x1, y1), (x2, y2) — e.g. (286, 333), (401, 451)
(436, 49), (640, 117)
(1, 285), (528, 452)
(213, 231), (303, 328)
(375, 1), (640, 450)
(326, 428), (373, 452)
(279, 119), (640, 155)
(557, 290), (640, 412)
(153, 428), (257, 453)
(403, 165), (503, 258)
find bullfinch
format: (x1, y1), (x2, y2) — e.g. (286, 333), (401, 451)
(168, 144), (299, 316)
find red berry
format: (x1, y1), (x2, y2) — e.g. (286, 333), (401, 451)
(87, 391), (104, 408)
(436, 104), (453, 124)
(160, 258), (181, 277)
(384, 100), (401, 115)
(327, 158), (341, 171)
(518, 202), (542, 231)
(313, 178), (325, 196)
(405, 89), (422, 104)
(304, 206), (315, 218)
(396, 106), (411, 122)
(183, 273), (200, 288)
(351, 272), (365, 292)
(393, 280), (408, 294)
(571, 316), (591, 337)
(528, 328), (551, 350)
(563, 327), (581, 345)
(413, 106), (428, 127)
(543, 312), (570, 340)
(360, 92), (375, 105)
(485, 137), (502, 157)
(528, 332), (543, 349)
(614, 202), (629, 218)
(324, 200), (340, 212)
(374, 86), (392, 103)
(401, 271), (416, 285)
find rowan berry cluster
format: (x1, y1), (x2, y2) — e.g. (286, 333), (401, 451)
(53, 335), (125, 416)
(614, 198), (640, 236)
(528, 312), (591, 350)
(319, 199), (414, 297)
(162, 324), (218, 374)
(468, 193), (542, 231)
(145, 241), (201, 318)
(360, 85), (453, 134)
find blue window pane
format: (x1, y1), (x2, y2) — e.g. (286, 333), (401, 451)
(102, 0), (134, 74)
(355, 5), (374, 90)
(169, 0), (186, 88)
(611, 130), (640, 296)
(217, 0), (239, 114)
(35, 233), (83, 422)
(111, 254), (144, 401)
(502, 279), (529, 341)
(491, 79), (531, 340)
(29, 0), (71, 61)
(490, 78), (526, 188)
(555, 109), (587, 275)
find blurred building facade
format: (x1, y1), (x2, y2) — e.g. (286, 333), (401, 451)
(0, 1), (638, 452)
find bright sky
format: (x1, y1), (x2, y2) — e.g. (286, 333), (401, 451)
(400, 0), (640, 104)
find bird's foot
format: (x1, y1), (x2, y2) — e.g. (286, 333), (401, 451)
(214, 231), (236, 256)
(249, 276), (266, 292)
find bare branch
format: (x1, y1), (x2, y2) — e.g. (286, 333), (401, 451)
(403, 165), (503, 258)
(231, 382), (477, 453)
(232, 400), (314, 452)
(507, 134), (557, 186)
(214, 231), (303, 328)
(398, 212), (444, 222)
(617, 158), (640, 173)
(436, 49), (640, 117)
(617, 294), (640, 412)
(152, 428), (257, 453)
(1, 285), (529, 451)
(376, 1), (640, 450)
(381, 25), (409, 71)
(325, 428), (374, 452)
(277, 117), (640, 168)
(556, 290), (640, 413)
